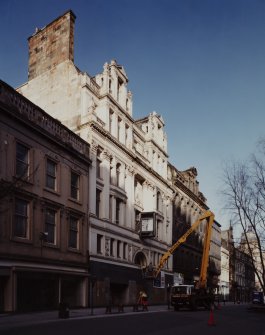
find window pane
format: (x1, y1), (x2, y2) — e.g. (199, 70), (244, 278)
(116, 199), (120, 224)
(45, 209), (56, 244)
(96, 189), (101, 217)
(16, 143), (29, 177)
(14, 199), (28, 238)
(71, 172), (79, 199)
(69, 216), (78, 249)
(96, 159), (101, 178)
(97, 234), (103, 254)
(47, 160), (56, 176)
(46, 160), (56, 189)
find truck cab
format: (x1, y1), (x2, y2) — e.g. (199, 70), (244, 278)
(171, 283), (214, 311)
(171, 284), (194, 310)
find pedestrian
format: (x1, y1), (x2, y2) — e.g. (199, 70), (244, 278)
(138, 291), (148, 311)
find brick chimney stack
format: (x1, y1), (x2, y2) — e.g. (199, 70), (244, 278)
(28, 10), (76, 80)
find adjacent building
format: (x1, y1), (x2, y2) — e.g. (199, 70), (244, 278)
(220, 234), (230, 301)
(240, 226), (265, 292)
(0, 80), (91, 312)
(169, 164), (221, 286)
(221, 227), (255, 302)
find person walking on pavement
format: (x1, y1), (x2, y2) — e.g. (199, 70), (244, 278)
(138, 291), (148, 311)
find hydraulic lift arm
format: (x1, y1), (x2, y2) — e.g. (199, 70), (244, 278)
(154, 210), (215, 284)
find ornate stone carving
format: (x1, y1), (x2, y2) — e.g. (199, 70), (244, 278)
(125, 165), (135, 177)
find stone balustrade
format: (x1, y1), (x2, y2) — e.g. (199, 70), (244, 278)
(0, 80), (90, 158)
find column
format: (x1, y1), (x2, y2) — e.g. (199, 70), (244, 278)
(124, 166), (134, 229)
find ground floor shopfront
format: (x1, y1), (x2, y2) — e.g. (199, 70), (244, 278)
(0, 263), (88, 313)
(0, 261), (173, 312)
(88, 261), (173, 308)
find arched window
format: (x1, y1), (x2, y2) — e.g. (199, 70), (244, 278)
(134, 252), (147, 268)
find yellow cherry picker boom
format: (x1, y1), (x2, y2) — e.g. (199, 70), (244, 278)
(154, 210), (215, 310)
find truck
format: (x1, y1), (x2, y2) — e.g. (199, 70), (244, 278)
(154, 210), (216, 311)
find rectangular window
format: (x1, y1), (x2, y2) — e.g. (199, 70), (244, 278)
(45, 208), (56, 244)
(69, 216), (79, 249)
(96, 149), (102, 179)
(110, 238), (114, 257)
(116, 163), (121, 187)
(71, 171), (80, 200)
(96, 189), (101, 217)
(115, 199), (120, 224)
(16, 143), (29, 178)
(46, 159), (57, 190)
(14, 198), (29, 238)
(117, 117), (121, 141)
(109, 110), (113, 133)
(96, 158), (101, 178)
(123, 243), (127, 260)
(97, 234), (103, 254)
(109, 195), (113, 221)
(117, 240), (121, 258)
(125, 124), (129, 145)
(156, 191), (163, 212)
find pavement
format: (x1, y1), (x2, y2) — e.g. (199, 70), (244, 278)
(0, 302), (263, 330)
(0, 304), (170, 330)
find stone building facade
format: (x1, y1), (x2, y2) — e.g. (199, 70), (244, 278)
(221, 227), (255, 302)
(16, 10), (220, 307)
(0, 80), (91, 312)
(18, 10), (174, 306)
(168, 165), (221, 286)
(220, 236), (230, 301)
(240, 226), (265, 291)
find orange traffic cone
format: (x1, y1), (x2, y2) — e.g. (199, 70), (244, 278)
(208, 305), (216, 326)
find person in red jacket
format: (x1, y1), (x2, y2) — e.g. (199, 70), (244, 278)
(138, 291), (148, 311)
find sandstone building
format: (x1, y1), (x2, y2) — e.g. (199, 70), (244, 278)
(0, 80), (91, 312)
(14, 10), (220, 308)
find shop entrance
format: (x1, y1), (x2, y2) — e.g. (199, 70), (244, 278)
(17, 273), (58, 312)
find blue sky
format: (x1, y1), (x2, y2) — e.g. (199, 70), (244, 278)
(1, 0), (265, 229)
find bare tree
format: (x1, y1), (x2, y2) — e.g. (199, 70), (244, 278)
(0, 163), (40, 202)
(222, 139), (265, 293)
